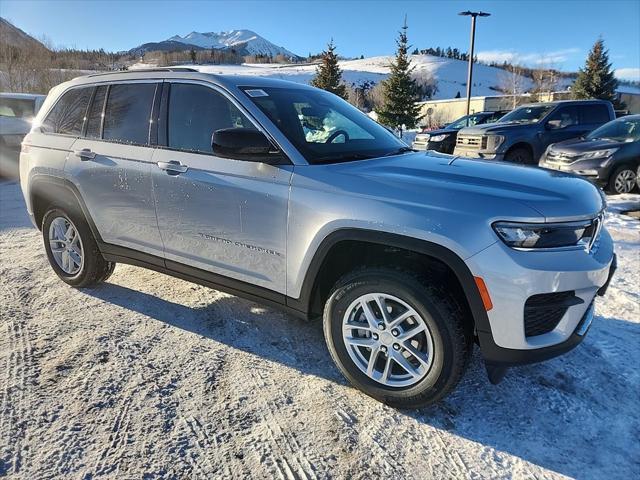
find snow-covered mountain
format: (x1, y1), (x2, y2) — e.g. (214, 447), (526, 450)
(142, 29), (299, 58)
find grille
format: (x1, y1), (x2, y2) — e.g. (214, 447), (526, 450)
(545, 150), (580, 164)
(457, 134), (485, 149)
(524, 291), (580, 337)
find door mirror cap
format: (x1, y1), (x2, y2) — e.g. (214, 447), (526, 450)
(545, 119), (563, 130)
(212, 128), (286, 164)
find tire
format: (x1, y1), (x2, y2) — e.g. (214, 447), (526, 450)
(323, 267), (472, 408)
(42, 206), (115, 287)
(606, 165), (637, 194)
(504, 147), (533, 164)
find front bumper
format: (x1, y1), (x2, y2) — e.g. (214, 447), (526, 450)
(453, 146), (503, 160)
(467, 227), (615, 366)
(540, 157), (611, 187)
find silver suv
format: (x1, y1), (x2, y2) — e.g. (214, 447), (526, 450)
(19, 70), (616, 408)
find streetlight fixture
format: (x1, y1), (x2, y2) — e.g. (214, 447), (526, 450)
(459, 10), (491, 115)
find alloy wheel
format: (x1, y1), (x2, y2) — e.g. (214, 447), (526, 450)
(614, 169), (636, 194)
(48, 216), (84, 275)
(342, 293), (434, 388)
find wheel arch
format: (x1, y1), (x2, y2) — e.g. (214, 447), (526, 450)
(504, 142), (534, 162)
(29, 175), (102, 242)
(287, 229), (492, 337)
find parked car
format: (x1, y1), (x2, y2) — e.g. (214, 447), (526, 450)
(540, 114), (640, 194)
(453, 100), (615, 164)
(412, 110), (509, 153)
(0, 93), (46, 177)
(20, 70), (615, 408)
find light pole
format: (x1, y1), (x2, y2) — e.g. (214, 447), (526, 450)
(459, 10), (491, 115)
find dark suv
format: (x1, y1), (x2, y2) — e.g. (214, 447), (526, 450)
(412, 111), (508, 153)
(454, 100), (615, 164)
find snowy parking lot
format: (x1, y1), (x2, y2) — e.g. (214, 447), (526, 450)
(0, 180), (639, 479)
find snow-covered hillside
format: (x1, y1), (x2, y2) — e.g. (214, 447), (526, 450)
(159, 54), (534, 99)
(166, 29), (298, 58)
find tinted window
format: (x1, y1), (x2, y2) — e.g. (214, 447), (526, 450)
(498, 105), (554, 124)
(42, 87), (92, 135)
(103, 83), (156, 145)
(168, 83), (255, 154)
(580, 104), (610, 124)
(587, 117), (640, 141)
(546, 106), (579, 128)
(0, 98), (35, 118)
(85, 86), (107, 138)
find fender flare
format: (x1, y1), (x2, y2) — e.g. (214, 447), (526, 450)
(286, 228), (492, 337)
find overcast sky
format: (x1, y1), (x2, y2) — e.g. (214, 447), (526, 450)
(2, 0), (638, 80)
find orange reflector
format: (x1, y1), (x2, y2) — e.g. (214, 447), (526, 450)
(474, 276), (493, 311)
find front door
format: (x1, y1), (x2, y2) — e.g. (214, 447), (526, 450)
(152, 82), (291, 294)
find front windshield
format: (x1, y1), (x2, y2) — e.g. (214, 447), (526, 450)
(448, 113), (485, 130)
(587, 117), (640, 142)
(498, 105), (554, 124)
(0, 98), (35, 118)
(243, 87), (406, 164)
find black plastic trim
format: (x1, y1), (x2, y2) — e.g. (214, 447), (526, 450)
(286, 229), (492, 330)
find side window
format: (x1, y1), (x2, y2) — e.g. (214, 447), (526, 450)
(167, 83), (255, 154)
(41, 87), (92, 135)
(103, 83), (156, 145)
(580, 104), (610, 124)
(293, 102), (374, 144)
(85, 86), (107, 139)
(546, 106), (579, 129)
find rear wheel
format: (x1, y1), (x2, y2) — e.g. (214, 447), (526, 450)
(42, 207), (115, 287)
(607, 166), (637, 194)
(504, 147), (533, 164)
(323, 267), (472, 408)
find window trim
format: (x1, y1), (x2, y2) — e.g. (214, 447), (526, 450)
(157, 79), (292, 164)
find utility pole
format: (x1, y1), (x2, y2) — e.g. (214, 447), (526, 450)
(459, 11), (491, 115)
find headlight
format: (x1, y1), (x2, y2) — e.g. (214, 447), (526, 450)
(493, 220), (597, 249)
(429, 134), (448, 142)
(484, 135), (505, 151)
(577, 148), (618, 161)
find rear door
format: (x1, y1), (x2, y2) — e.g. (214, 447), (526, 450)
(66, 82), (165, 258)
(152, 81), (292, 294)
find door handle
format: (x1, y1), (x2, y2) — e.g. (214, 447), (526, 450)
(74, 148), (96, 161)
(157, 160), (188, 175)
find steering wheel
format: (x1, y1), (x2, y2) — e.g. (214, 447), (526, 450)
(325, 130), (349, 144)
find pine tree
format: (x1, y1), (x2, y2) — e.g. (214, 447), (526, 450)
(310, 40), (348, 99)
(377, 18), (423, 133)
(189, 48), (197, 64)
(572, 38), (622, 107)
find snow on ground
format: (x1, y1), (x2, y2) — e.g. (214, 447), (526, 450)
(133, 54), (535, 100)
(0, 180), (639, 479)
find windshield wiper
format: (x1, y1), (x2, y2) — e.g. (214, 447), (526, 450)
(313, 153), (378, 164)
(383, 146), (415, 157)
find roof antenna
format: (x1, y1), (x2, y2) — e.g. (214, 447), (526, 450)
(448, 155), (460, 165)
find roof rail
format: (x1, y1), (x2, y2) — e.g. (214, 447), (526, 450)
(85, 67), (199, 78)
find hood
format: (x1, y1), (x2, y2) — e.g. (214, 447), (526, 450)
(550, 137), (630, 154)
(326, 152), (604, 222)
(459, 122), (535, 135)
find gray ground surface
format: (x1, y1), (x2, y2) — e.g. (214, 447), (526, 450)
(1, 181), (639, 479)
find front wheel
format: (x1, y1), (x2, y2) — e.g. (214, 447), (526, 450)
(607, 166), (637, 194)
(323, 267), (472, 408)
(504, 147), (533, 164)
(42, 207), (115, 287)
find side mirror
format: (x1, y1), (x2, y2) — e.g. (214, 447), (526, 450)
(212, 128), (286, 164)
(545, 119), (562, 130)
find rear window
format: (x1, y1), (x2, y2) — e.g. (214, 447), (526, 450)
(103, 83), (156, 145)
(41, 88), (92, 135)
(580, 104), (610, 124)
